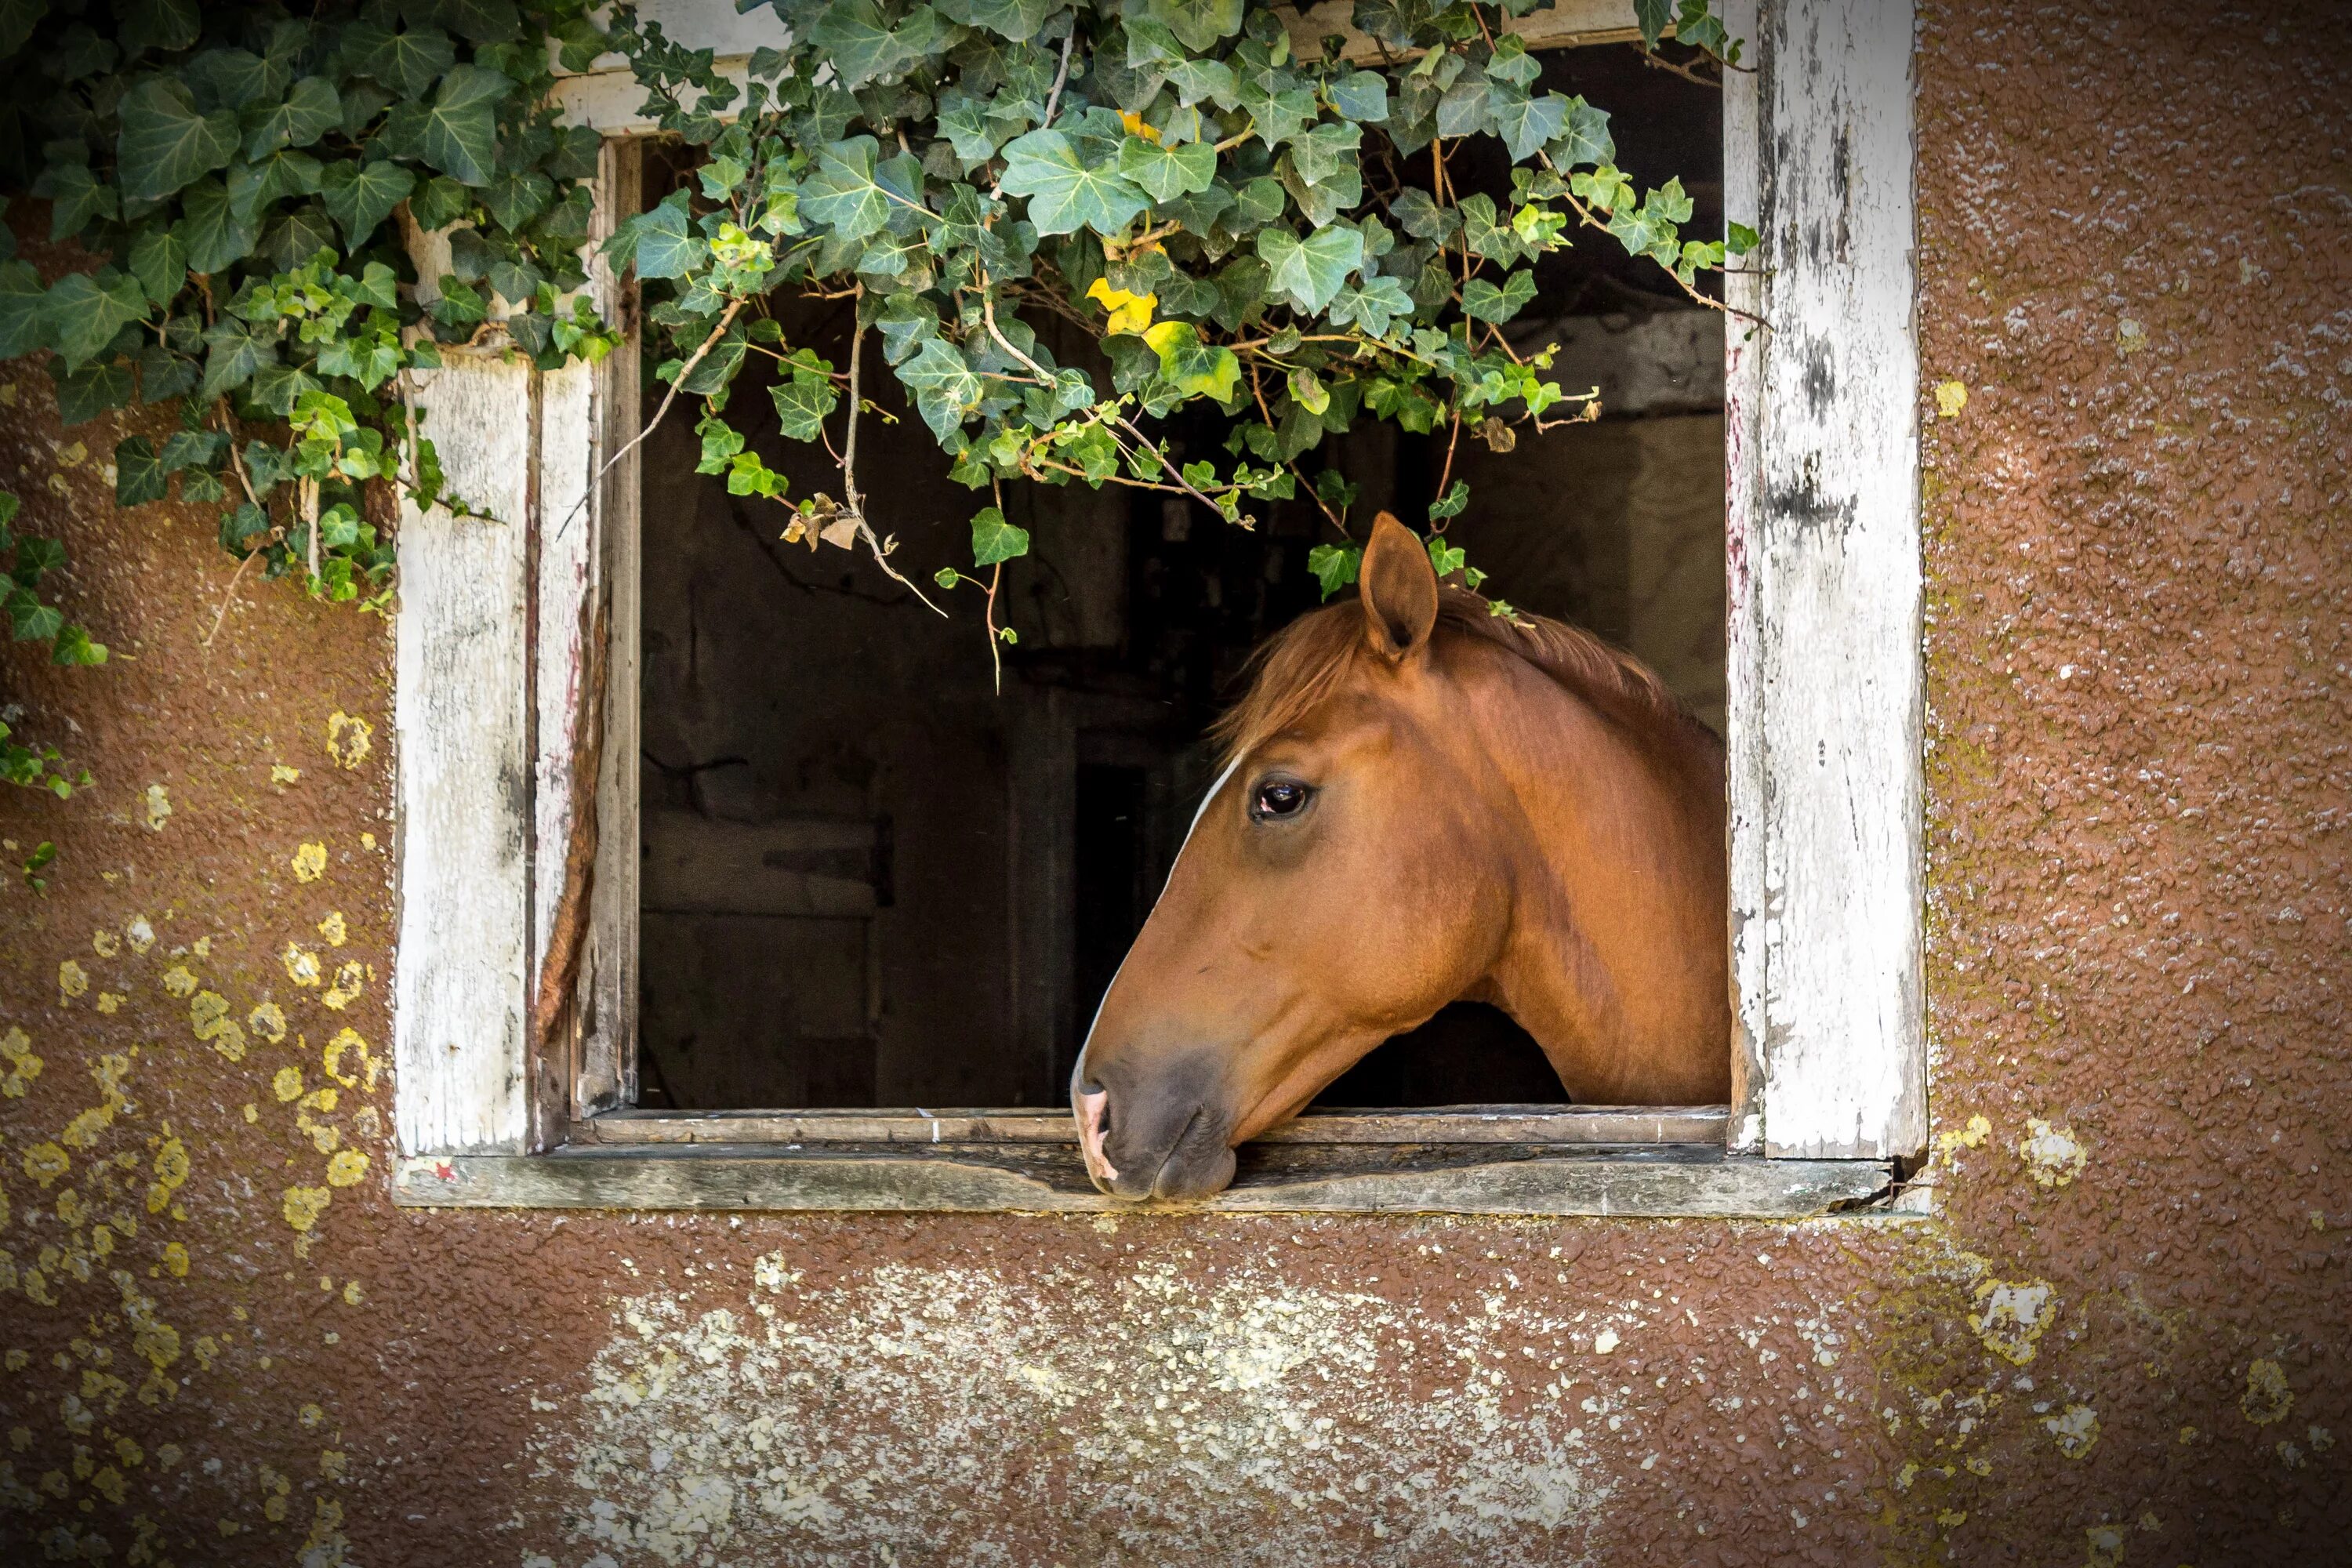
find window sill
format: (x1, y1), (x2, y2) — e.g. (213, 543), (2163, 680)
(393, 1105), (1899, 1216)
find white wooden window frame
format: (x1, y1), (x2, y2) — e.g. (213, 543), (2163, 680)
(390, 0), (1924, 1217)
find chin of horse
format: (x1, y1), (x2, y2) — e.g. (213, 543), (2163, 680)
(1073, 514), (1732, 1203)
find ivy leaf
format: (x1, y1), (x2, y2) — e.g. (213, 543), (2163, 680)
(1489, 88), (1568, 162)
(136, 343), (199, 402)
(1307, 542), (1360, 599)
(117, 79), (241, 203)
(1461, 269), (1537, 324)
(115, 437), (166, 506)
(120, 0), (201, 56)
(999, 129), (1149, 238)
(175, 177), (258, 274)
(0, 261), (49, 358)
(768, 359), (841, 442)
(617, 190), (708, 280)
(242, 75), (341, 159)
(185, 47), (284, 113)
(481, 169), (552, 232)
(798, 137), (901, 245)
(7, 591), (62, 644)
(969, 505), (1030, 566)
(811, 0), (942, 91)
(50, 624), (107, 667)
(898, 336), (985, 442)
(412, 63), (510, 187)
(1548, 97), (1613, 169)
(228, 151), (325, 222)
(201, 317), (276, 401)
(416, 0), (522, 44)
(246, 361), (321, 417)
(127, 229), (187, 308)
(52, 361), (135, 426)
(258, 208), (339, 273)
(321, 158), (416, 246)
(934, 0), (1055, 43)
(1257, 225), (1364, 314)
(1326, 272), (1413, 336)
(345, 20), (456, 99)
(1142, 320), (1240, 401)
(0, 0), (43, 56)
(1633, 0), (1672, 49)
(1327, 71), (1388, 122)
(1116, 136), (1215, 202)
(48, 270), (148, 375)
(31, 162), (115, 242)
(409, 176), (472, 232)
(1146, 0), (1243, 53)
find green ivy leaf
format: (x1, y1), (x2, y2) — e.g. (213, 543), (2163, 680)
(1142, 319), (1240, 401)
(1427, 478), (1469, 521)
(242, 75), (341, 159)
(998, 129), (1150, 238)
(798, 137), (904, 245)
(412, 63), (510, 187)
(52, 361), (134, 426)
(417, 0), (522, 45)
(1256, 225), (1363, 314)
(120, 0), (200, 56)
(1548, 97), (1613, 169)
(619, 190), (708, 281)
(1146, 0), (1243, 53)
(115, 437), (166, 506)
(1307, 542), (1360, 599)
(969, 504), (1030, 566)
(1325, 272), (1412, 336)
(48, 270), (147, 375)
(1461, 269), (1536, 324)
(0, 0), (44, 56)
(321, 158), (416, 246)
(481, 169), (553, 232)
(126, 230), (187, 308)
(345, 20), (456, 99)
(1327, 70), (1388, 122)
(7, 590), (62, 644)
(31, 162), (117, 242)
(117, 79), (241, 203)
(1116, 136), (1215, 202)
(227, 151), (325, 222)
(408, 176), (472, 233)
(200, 317), (275, 401)
(811, 0), (942, 89)
(768, 362), (843, 442)
(898, 336), (985, 442)
(50, 623), (107, 667)
(174, 177), (260, 274)
(1633, 0), (1672, 49)
(934, 0), (1055, 44)
(1489, 88), (1568, 162)
(0, 258), (44, 358)
(185, 46), (284, 112)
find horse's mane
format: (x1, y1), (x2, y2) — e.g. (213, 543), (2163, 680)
(1210, 588), (1713, 764)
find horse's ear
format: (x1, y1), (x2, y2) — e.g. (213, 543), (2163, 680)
(1359, 512), (1439, 662)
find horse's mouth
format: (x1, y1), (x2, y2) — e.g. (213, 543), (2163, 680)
(1080, 1097), (1237, 1202)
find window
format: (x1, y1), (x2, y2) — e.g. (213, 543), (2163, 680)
(393, 0), (1924, 1218)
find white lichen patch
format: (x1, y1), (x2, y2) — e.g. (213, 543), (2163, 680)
(1968, 1279), (2056, 1366)
(2018, 1120), (2087, 1189)
(541, 1254), (1616, 1566)
(2043, 1403), (2100, 1458)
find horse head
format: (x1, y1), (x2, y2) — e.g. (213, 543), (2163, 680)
(1073, 514), (1730, 1201)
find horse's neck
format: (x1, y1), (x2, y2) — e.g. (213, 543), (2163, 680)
(1465, 659), (1730, 1101)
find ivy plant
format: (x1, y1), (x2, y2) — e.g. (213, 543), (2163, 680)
(608, 0), (1752, 642)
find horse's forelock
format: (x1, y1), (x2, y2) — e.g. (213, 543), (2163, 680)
(1211, 588), (1704, 766)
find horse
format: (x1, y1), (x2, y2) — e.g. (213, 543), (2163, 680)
(1072, 512), (1730, 1200)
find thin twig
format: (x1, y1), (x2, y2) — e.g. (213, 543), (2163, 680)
(840, 313), (947, 615)
(1634, 45), (1726, 89)
(985, 561), (1005, 695)
(200, 547), (260, 649)
(554, 297), (746, 540)
(1434, 408), (1464, 515)
(1043, 28), (1076, 126)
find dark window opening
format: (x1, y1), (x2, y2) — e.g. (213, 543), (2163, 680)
(631, 48), (1723, 1113)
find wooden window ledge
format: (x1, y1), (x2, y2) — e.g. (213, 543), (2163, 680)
(394, 1106), (1900, 1218)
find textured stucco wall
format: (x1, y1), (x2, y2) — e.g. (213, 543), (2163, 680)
(4, 1), (2350, 1562)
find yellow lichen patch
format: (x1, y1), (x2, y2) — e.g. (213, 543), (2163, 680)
(271, 764), (300, 786)
(114, 1437), (143, 1468)
(2241, 1359), (2293, 1426)
(143, 783), (172, 830)
(249, 1001), (288, 1044)
(1936, 1112), (1993, 1156)
(341, 1279), (363, 1305)
(190, 993), (247, 1062)
(281, 1185), (331, 1232)
(291, 841), (328, 883)
(60, 1055), (133, 1149)
(300, 1402), (325, 1425)
(241, 1102), (258, 1122)
(301, 1086), (338, 1113)
(318, 910), (347, 946)
(161, 965), (197, 998)
(284, 943), (322, 986)
(274, 1066), (305, 1102)
(124, 916), (155, 955)
(91, 929), (120, 957)
(325, 1149), (369, 1188)
(1969, 1278), (2056, 1366)
(361, 831), (376, 851)
(1, 1027), (42, 1097)
(2020, 1119), (2088, 1188)
(323, 1028), (376, 1090)
(297, 1112), (341, 1155)
(1933, 379), (1969, 419)
(2084, 1524), (2125, 1567)
(2044, 1403), (2100, 1458)
(162, 1242), (189, 1278)
(24, 1142), (71, 1188)
(96, 993), (123, 1014)
(321, 960), (365, 1010)
(146, 1137), (189, 1214)
(58, 960), (89, 1003)
(325, 710), (373, 770)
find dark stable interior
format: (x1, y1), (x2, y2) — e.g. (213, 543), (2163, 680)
(634, 45), (1724, 1110)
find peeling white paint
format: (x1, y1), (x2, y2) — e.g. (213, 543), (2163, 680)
(539, 1255), (1616, 1565)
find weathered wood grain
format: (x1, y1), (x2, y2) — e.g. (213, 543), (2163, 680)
(396, 1145), (1890, 1217)
(1727, 0), (1926, 1160)
(394, 353), (535, 1156)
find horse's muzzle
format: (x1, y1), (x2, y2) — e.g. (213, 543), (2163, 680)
(1073, 1054), (1238, 1202)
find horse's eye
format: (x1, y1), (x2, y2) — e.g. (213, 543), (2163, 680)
(1251, 779), (1312, 821)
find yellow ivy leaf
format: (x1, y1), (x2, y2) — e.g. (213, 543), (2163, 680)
(1085, 276), (1157, 337)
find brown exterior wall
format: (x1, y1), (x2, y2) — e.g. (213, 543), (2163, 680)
(2, 0), (2347, 1561)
